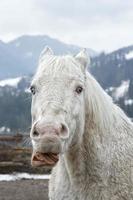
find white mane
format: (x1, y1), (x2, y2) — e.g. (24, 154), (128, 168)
(85, 72), (132, 132)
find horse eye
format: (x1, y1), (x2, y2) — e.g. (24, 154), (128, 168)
(75, 86), (83, 94)
(30, 86), (36, 95)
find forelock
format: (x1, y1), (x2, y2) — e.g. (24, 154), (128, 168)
(34, 55), (85, 82)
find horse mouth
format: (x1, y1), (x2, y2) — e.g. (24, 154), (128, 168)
(31, 152), (59, 167)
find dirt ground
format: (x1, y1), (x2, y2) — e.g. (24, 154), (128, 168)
(0, 179), (49, 200)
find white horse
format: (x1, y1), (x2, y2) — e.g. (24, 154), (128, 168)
(30, 47), (133, 200)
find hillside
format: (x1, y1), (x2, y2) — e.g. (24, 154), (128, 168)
(0, 35), (96, 79)
(91, 45), (133, 119)
(91, 45), (133, 88)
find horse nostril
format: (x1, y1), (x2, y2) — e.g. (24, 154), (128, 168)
(32, 130), (39, 137)
(60, 123), (69, 138)
(61, 124), (66, 132)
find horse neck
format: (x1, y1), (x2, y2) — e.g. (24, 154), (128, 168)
(63, 74), (118, 182)
(85, 74), (116, 132)
(63, 128), (107, 185)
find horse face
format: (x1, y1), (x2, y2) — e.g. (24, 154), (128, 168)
(30, 47), (89, 167)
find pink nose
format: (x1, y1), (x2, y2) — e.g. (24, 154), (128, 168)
(31, 121), (69, 139)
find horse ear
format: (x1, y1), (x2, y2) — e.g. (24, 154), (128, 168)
(39, 46), (54, 63)
(75, 49), (90, 70)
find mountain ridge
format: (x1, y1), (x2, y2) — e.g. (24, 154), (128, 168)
(0, 35), (96, 79)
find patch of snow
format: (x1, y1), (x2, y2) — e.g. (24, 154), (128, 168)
(113, 80), (130, 100)
(0, 127), (6, 132)
(117, 63), (121, 68)
(7, 128), (10, 132)
(106, 87), (114, 93)
(15, 42), (20, 47)
(116, 54), (120, 60)
(125, 51), (133, 60)
(25, 88), (30, 93)
(0, 77), (22, 87)
(124, 99), (133, 106)
(0, 173), (50, 181)
(25, 52), (33, 57)
(0, 126), (10, 133)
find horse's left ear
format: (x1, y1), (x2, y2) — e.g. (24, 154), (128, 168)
(75, 49), (90, 71)
(39, 46), (54, 63)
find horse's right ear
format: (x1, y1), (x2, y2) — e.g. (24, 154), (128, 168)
(75, 49), (90, 71)
(39, 46), (54, 63)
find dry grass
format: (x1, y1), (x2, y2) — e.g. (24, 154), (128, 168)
(0, 179), (49, 200)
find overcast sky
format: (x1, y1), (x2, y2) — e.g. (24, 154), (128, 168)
(0, 0), (133, 52)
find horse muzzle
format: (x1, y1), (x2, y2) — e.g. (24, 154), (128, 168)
(31, 135), (62, 167)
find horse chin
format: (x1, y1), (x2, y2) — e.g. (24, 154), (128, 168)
(31, 135), (62, 167)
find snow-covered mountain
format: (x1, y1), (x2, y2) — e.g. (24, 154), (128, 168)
(0, 77), (22, 87)
(90, 45), (133, 120)
(0, 35), (96, 79)
(0, 76), (31, 133)
(91, 45), (133, 88)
